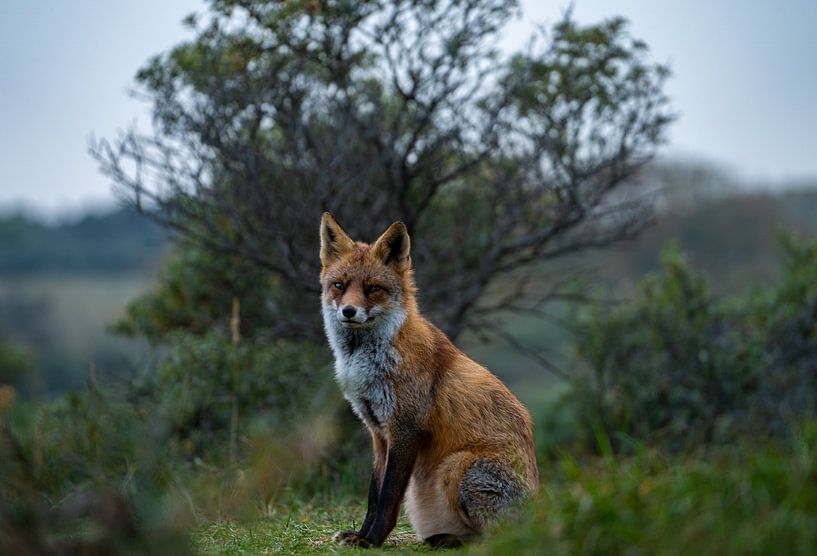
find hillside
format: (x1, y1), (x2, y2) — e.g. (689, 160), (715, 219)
(0, 207), (167, 275)
(0, 207), (168, 394)
(602, 187), (817, 292)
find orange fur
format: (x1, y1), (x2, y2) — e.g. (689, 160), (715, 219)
(320, 213), (538, 545)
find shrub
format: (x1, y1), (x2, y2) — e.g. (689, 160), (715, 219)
(574, 233), (817, 450)
(142, 330), (329, 460)
(477, 425), (817, 556)
(0, 391), (168, 501)
(113, 242), (342, 463)
(0, 391), (194, 555)
(0, 339), (36, 392)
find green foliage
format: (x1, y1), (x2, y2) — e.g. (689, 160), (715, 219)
(0, 383), (356, 553)
(113, 242), (273, 342)
(0, 339), (36, 390)
(143, 330), (328, 459)
(508, 16), (672, 154)
(94, 0), (673, 343)
(1, 392), (163, 500)
(477, 427), (817, 556)
(0, 392), (194, 554)
(113, 239), (337, 462)
(184, 427), (817, 555)
(575, 233), (817, 450)
(529, 382), (584, 460)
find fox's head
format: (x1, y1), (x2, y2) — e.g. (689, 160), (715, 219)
(319, 213), (414, 332)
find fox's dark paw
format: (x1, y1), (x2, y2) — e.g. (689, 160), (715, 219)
(333, 530), (371, 548)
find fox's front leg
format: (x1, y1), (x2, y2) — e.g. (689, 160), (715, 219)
(360, 430), (421, 547)
(335, 433), (387, 547)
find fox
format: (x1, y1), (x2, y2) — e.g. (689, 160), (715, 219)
(319, 213), (538, 548)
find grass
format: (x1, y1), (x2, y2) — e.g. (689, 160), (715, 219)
(6, 374), (817, 555)
(188, 429), (817, 556)
(192, 503), (429, 555)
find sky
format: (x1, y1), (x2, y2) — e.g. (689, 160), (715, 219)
(1, 0), (815, 217)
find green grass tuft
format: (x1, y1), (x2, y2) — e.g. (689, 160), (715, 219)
(192, 503), (430, 554)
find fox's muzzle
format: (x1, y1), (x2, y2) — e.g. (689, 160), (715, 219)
(336, 304), (371, 326)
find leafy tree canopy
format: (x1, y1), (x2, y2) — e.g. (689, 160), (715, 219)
(93, 0), (673, 351)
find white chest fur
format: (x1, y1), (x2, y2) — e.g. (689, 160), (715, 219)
(322, 305), (406, 429)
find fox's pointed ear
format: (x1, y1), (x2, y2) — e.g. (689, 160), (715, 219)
(372, 222), (411, 273)
(320, 212), (354, 267)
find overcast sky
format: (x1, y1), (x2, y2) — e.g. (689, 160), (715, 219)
(1, 1), (815, 217)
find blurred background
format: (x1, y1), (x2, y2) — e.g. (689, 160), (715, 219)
(1, 1), (816, 554)
(2, 0), (815, 399)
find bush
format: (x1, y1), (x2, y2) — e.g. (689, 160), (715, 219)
(113, 241), (344, 463)
(573, 233), (817, 450)
(477, 426), (817, 556)
(0, 391), (194, 555)
(0, 339), (36, 391)
(142, 330), (329, 460)
(0, 380), (356, 553)
(0, 391), (169, 501)
(112, 243), (273, 342)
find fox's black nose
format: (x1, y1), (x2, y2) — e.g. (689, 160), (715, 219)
(342, 306), (357, 319)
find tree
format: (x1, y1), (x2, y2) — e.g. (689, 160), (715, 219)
(92, 0), (673, 359)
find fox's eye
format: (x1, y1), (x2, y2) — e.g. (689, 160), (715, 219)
(333, 282), (345, 291)
(367, 285), (382, 293)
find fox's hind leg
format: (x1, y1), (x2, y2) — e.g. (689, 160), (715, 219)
(405, 452), (475, 542)
(406, 452), (527, 545)
(457, 457), (526, 530)
(423, 533), (473, 548)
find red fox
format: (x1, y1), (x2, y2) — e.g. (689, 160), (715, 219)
(319, 213), (538, 548)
